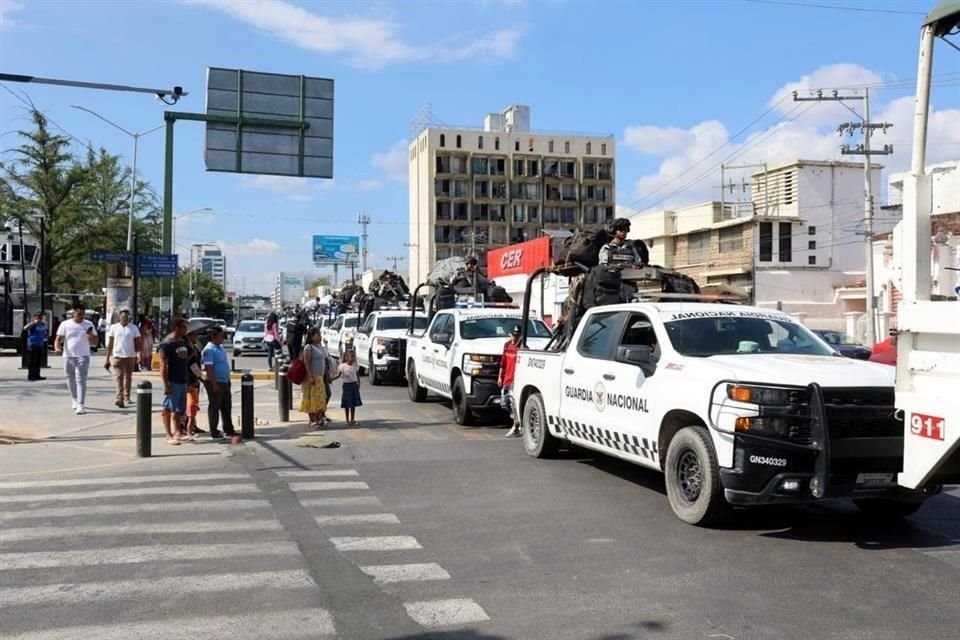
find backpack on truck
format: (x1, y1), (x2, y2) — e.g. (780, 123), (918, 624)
(554, 229), (612, 269)
(584, 266), (627, 308)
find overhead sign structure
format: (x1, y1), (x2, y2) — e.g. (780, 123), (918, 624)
(137, 253), (179, 278)
(313, 235), (359, 266)
(204, 67), (334, 178)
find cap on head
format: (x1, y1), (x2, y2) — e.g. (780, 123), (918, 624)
(466, 256), (478, 266)
(510, 325), (521, 336)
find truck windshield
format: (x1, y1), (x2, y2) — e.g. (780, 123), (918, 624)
(342, 317), (359, 328)
(459, 317), (551, 340)
(664, 317), (835, 357)
(378, 316), (429, 331)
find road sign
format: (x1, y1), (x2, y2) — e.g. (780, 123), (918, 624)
(90, 251), (131, 263)
(204, 67), (334, 178)
(312, 235), (358, 266)
(137, 253), (179, 278)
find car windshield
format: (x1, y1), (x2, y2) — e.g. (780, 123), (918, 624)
(459, 317), (551, 340)
(343, 317), (359, 328)
(237, 321), (264, 333)
(816, 330), (863, 346)
(378, 316), (429, 331)
(665, 316), (835, 357)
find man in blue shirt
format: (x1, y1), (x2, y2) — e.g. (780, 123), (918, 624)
(202, 327), (236, 439)
(24, 312), (47, 381)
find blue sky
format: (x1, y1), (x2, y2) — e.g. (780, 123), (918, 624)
(2, 0), (958, 295)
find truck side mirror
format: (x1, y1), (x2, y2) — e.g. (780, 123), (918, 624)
(618, 345), (651, 366)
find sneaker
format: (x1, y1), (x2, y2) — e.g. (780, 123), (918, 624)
(115, 400), (124, 408)
(72, 401), (78, 410)
(75, 406), (86, 416)
(505, 426), (522, 438)
(209, 431), (225, 440)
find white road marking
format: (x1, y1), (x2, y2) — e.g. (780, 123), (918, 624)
(0, 484), (257, 503)
(0, 609), (335, 639)
(0, 542), (301, 570)
(300, 496), (382, 507)
(1, 520), (283, 543)
(330, 536), (422, 551)
(288, 481), (369, 491)
(275, 469), (358, 477)
(315, 514), (400, 526)
(923, 549), (960, 568)
(360, 562), (451, 584)
(0, 473), (247, 490)
(0, 569), (316, 607)
(0, 499), (272, 522)
(404, 598), (490, 628)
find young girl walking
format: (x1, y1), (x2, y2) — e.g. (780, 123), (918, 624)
(333, 350), (362, 426)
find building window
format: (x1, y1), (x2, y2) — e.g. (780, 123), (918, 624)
(601, 142), (607, 155)
(778, 222), (792, 262)
(515, 140), (520, 151)
(584, 162), (596, 179)
(687, 231), (710, 263)
(586, 142), (592, 155)
(453, 202), (468, 220)
(528, 160), (539, 176)
(472, 157), (489, 175)
(759, 222), (773, 262)
(440, 134), (445, 148)
(564, 141), (570, 153)
(719, 226), (743, 253)
(808, 225), (816, 235)
(513, 159), (525, 177)
(494, 137), (500, 151)
(528, 205), (539, 221)
(808, 255), (816, 265)
(456, 134), (462, 149)
(479, 136), (485, 149)
(548, 140), (554, 153)
(808, 240), (816, 250)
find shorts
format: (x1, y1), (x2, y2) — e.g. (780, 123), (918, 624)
(186, 386), (200, 417)
(163, 382), (187, 414)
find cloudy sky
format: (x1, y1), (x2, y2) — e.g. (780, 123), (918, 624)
(1, 0), (957, 294)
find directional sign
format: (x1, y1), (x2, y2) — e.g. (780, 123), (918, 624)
(137, 253), (179, 278)
(90, 251), (131, 264)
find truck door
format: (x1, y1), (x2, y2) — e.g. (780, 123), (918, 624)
(558, 311), (628, 449)
(425, 314), (454, 394)
(354, 313), (375, 368)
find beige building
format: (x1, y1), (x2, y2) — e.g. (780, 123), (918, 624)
(408, 105), (615, 285)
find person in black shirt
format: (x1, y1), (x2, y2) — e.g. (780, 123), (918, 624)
(160, 318), (190, 445)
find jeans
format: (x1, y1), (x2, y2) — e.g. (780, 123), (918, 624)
(64, 356), (90, 406)
(111, 357), (136, 403)
(204, 379), (235, 435)
(266, 340), (277, 370)
(501, 384), (516, 424)
(27, 346), (43, 379)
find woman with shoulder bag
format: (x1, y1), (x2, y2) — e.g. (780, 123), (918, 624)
(299, 328), (328, 428)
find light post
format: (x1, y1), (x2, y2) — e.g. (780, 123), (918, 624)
(70, 106), (164, 252)
(162, 207), (211, 328)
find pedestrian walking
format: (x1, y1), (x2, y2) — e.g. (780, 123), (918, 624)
(264, 311), (281, 370)
(97, 314), (108, 349)
(159, 318), (190, 445)
(138, 314), (155, 370)
(54, 303), (98, 415)
(104, 309), (141, 408)
(202, 326), (237, 440)
(499, 325), (522, 438)
(24, 312), (48, 381)
(332, 349), (362, 426)
(299, 328), (329, 428)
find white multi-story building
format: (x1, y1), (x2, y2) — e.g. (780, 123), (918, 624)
(190, 244), (227, 289)
(271, 272), (309, 310)
(407, 105), (616, 285)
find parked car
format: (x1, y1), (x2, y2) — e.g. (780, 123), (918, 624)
(869, 336), (897, 366)
(233, 320), (266, 357)
(813, 330), (872, 360)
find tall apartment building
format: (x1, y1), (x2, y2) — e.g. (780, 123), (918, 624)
(408, 105), (615, 285)
(190, 244), (227, 289)
(271, 272), (309, 310)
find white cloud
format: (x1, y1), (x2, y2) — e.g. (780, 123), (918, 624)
(0, 0), (23, 29)
(372, 140), (408, 183)
(183, 0), (522, 69)
(219, 238), (281, 258)
(355, 178), (384, 192)
(242, 174), (334, 202)
(623, 63), (960, 210)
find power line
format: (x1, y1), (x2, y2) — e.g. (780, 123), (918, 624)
(741, 0), (925, 16)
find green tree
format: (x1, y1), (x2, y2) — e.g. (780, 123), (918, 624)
(309, 276), (331, 290)
(139, 268), (227, 317)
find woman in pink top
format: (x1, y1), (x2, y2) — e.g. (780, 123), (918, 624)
(264, 312), (281, 370)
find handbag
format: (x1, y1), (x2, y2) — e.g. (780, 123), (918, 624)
(286, 358), (307, 385)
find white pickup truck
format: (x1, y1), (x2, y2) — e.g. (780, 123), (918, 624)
(514, 302), (938, 526)
(406, 304), (552, 425)
(323, 313), (361, 360)
(354, 309), (429, 385)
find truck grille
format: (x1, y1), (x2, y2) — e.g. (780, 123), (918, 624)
(384, 340), (402, 358)
(821, 387), (901, 438)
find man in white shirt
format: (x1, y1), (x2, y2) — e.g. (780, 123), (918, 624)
(55, 303), (99, 415)
(104, 309), (142, 408)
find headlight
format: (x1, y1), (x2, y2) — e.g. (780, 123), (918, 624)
(734, 416), (794, 438)
(375, 338), (397, 347)
(727, 384), (791, 406)
(463, 353), (498, 365)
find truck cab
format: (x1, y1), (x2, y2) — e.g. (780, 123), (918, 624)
(354, 309), (429, 385)
(406, 303), (552, 425)
(323, 313), (360, 360)
(514, 302), (937, 526)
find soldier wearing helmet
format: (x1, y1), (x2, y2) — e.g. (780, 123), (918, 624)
(598, 218), (644, 266)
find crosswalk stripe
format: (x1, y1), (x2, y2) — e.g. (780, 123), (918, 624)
(0, 484), (257, 504)
(0, 608), (336, 639)
(330, 536), (422, 551)
(444, 424), (489, 441)
(0, 473), (248, 490)
(275, 469), (359, 477)
(0, 542), (301, 570)
(0, 569), (316, 607)
(288, 481), (370, 491)
(360, 562), (451, 584)
(0, 499), (272, 522)
(300, 496), (382, 507)
(404, 598), (490, 628)
(1, 520), (283, 543)
(314, 514), (400, 526)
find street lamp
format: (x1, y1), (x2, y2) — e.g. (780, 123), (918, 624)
(163, 207), (212, 325)
(70, 105), (164, 251)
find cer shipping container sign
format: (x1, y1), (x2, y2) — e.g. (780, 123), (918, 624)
(487, 237), (551, 279)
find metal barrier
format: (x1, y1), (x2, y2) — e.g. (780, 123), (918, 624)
(241, 373), (254, 439)
(278, 364), (291, 422)
(136, 380), (152, 458)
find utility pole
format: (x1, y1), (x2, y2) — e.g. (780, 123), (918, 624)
(793, 88), (892, 346)
(358, 212), (371, 273)
(386, 256), (404, 272)
(718, 162), (767, 219)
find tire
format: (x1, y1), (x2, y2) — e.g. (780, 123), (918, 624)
(664, 426), (730, 526)
(522, 393), (559, 458)
(854, 498), (925, 520)
(451, 376), (474, 426)
(407, 362), (427, 402)
(369, 352), (382, 386)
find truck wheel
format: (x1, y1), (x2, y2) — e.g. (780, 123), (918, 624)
(451, 376), (474, 426)
(369, 353), (382, 386)
(664, 426), (730, 526)
(522, 393), (559, 458)
(407, 362), (426, 402)
(854, 498), (925, 520)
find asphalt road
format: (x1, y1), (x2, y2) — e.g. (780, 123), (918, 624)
(2, 368), (958, 640)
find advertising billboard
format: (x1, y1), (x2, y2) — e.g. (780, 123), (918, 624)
(313, 235), (359, 265)
(486, 236), (552, 279)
